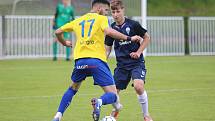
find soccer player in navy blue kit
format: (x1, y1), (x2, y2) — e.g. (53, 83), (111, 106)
(105, 1), (153, 121)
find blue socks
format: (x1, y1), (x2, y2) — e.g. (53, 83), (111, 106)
(100, 92), (117, 105)
(57, 87), (77, 114)
(57, 88), (116, 115)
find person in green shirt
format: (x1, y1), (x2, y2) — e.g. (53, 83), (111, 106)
(53, 0), (75, 61)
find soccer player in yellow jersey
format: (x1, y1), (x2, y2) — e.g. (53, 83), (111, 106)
(52, 0), (142, 121)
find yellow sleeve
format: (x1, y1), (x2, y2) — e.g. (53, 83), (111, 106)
(100, 16), (109, 31)
(60, 21), (74, 32)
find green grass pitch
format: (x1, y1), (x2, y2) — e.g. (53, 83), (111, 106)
(0, 56), (215, 121)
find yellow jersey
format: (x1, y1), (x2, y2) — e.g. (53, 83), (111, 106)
(60, 13), (109, 62)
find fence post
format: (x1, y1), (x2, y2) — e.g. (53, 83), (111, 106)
(1, 16), (6, 58)
(0, 16), (3, 58)
(184, 16), (189, 55)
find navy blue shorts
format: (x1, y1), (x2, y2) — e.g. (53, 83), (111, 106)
(114, 63), (146, 90)
(71, 58), (115, 87)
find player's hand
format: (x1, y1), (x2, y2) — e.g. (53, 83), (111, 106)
(131, 35), (143, 43)
(63, 40), (72, 47)
(130, 51), (141, 59)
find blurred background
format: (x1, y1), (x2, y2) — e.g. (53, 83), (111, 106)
(1, 0), (215, 16)
(0, 0), (215, 59)
(0, 1), (215, 121)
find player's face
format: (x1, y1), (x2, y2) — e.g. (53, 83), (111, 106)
(98, 4), (110, 16)
(111, 8), (124, 23)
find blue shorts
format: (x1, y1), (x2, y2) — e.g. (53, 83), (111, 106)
(71, 58), (115, 87)
(114, 63), (146, 90)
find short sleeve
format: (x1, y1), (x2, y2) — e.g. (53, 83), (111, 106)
(60, 21), (74, 32)
(134, 21), (147, 36)
(105, 35), (114, 46)
(100, 16), (110, 31)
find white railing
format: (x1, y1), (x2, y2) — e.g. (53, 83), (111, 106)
(4, 15), (53, 58)
(133, 16), (185, 56)
(2, 15), (74, 59)
(0, 16), (186, 59)
(188, 17), (215, 55)
(1, 15), (215, 59)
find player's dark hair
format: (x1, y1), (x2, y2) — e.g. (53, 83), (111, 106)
(110, 0), (124, 10)
(92, 0), (110, 7)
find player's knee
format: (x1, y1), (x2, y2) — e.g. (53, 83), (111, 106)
(70, 82), (81, 90)
(133, 81), (144, 94)
(134, 85), (143, 94)
(102, 85), (118, 94)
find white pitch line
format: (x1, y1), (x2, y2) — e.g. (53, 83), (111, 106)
(0, 88), (213, 100)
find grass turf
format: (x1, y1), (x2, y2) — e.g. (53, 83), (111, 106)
(0, 56), (215, 121)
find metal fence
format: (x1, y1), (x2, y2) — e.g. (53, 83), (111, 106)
(188, 17), (215, 55)
(133, 16), (185, 56)
(2, 15), (72, 59)
(0, 15), (215, 59)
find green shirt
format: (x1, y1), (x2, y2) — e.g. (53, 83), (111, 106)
(55, 3), (75, 28)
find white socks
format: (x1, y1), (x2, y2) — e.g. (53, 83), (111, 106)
(138, 91), (149, 117)
(112, 95), (123, 111)
(54, 112), (62, 120)
(97, 99), (103, 107)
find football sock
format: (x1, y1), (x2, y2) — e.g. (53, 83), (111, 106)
(57, 87), (77, 114)
(54, 112), (62, 120)
(53, 42), (57, 58)
(138, 91), (149, 117)
(100, 92), (117, 105)
(112, 95), (122, 111)
(66, 47), (71, 59)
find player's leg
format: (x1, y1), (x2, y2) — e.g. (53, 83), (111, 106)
(64, 32), (71, 61)
(90, 59), (122, 121)
(53, 38), (58, 61)
(131, 66), (153, 121)
(133, 79), (152, 121)
(110, 89), (122, 119)
(52, 60), (87, 121)
(91, 86), (118, 121)
(111, 68), (131, 119)
(52, 82), (81, 121)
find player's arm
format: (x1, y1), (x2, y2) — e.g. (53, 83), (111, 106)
(130, 22), (151, 59)
(130, 32), (150, 59)
(105, 45), (112, 59)
(105, 35), (114, 59)
(101, 16), (142, 42)
(104, 27), (141, 42)
(70, 7), (75, 21)
(53, 5), (59, 29)
(55, 28), (72, 47)
(137, 32), (150, 54)
(55, 22), (74, 47)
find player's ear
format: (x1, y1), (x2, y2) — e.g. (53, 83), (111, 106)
(97, 7), (103, 15)
(97, 6), (102, 12)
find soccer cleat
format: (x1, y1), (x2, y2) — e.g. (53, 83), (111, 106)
(91, 98), (101, 121)
(144, 115), (153, 121)
(110, 104), (122, 120)
(52, 117), (60, 121)
(111, 109), (119, 120)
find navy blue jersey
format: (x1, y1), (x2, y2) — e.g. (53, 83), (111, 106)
(105, 18), (147, 69)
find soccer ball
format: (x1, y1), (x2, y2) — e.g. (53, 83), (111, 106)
(101, 116), (116, 121)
